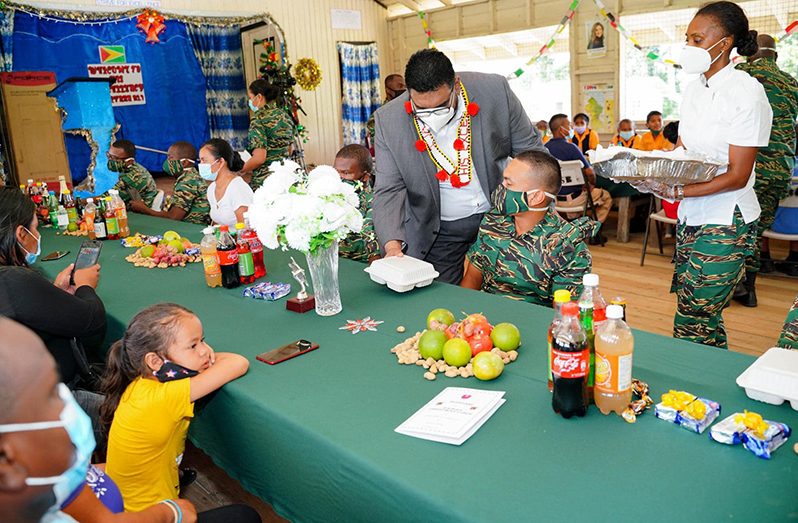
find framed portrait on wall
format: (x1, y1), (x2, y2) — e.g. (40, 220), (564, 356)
(587, 20), (606, 57)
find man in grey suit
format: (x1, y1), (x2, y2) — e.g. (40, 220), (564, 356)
(372, 49), (545, 284)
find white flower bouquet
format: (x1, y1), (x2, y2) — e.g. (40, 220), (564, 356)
(248, 160), (364, 255)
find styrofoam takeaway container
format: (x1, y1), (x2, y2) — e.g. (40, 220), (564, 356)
(364, 256), (439, 293)
(736, 347), (798, 411)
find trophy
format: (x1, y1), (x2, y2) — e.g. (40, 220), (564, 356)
(286, 257), (315, 313)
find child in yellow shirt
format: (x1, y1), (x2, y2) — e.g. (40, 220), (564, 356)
(571, 113), (601, 154)
(637, 111), (674, 151)
(610, 119), (641, 149)
(101, 303), (251, 515)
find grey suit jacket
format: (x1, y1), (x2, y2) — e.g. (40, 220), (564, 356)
(372, 71), (544, 259)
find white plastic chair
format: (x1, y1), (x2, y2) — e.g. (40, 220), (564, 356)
(640, 197), (678, 266)
(554, 159), (603, 245)
(151, 189), (165, 212)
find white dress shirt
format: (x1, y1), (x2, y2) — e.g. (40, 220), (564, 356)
(424, 93), (491, 222)
(678, 62), (773, 226)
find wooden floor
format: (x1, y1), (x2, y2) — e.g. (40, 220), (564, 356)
(178, 200), (797, 520)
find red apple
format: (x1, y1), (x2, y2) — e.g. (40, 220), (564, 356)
(468, 333), (493, 356)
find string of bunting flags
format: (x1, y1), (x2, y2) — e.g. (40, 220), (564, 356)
(414, 0), (798, 81)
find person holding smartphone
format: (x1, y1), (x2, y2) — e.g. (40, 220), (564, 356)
(0, 187), (106, 386)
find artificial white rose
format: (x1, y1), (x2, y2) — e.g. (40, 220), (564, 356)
(319, 201), (349, 233)
(268, 159), (302, 177)
(257, 169), (299, 203)
(284, 220), (312, 252)
(307, 165), (345, 197)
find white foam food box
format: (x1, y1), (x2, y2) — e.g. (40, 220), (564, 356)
(736, 347), (798, 410)
(364, 256), (439, 293)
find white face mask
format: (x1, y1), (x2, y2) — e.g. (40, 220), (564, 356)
(574, 125), (587, 135)
(418, 107), (456, 133)
(679, 37), (728, 74)
(199, 159), (221, 182)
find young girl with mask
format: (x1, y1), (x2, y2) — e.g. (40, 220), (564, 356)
(101, 303), (256, 521)
(202, 138), (253, 228)
(570, 113), (600, 154)
(0, 187), (105, 387)
(635, 1), (772, 348)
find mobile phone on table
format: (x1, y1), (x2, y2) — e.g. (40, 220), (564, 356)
(70, 240), (103, 285)
(257, 339), (319, 365)
(42, 250), (70, 261)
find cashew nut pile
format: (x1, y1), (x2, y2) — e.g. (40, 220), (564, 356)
(390, 332), (518, 381)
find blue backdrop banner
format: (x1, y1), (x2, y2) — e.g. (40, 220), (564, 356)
(12, 12), (209, 176)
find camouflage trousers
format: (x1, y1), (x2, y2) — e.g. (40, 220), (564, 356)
(777, 294), (798, 350)
(747, 173), (791, 272)
(671, 209), (756, 348)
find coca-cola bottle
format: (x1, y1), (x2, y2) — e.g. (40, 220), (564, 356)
(551, 301), (589, 418)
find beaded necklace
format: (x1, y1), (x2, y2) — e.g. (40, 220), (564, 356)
(406, 83), (480, 189)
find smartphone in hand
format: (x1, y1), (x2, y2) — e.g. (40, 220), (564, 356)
(70, 240), (102, 286)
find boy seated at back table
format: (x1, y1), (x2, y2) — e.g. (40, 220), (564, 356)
(129, 141), (211, 225)
(333, 144), (380, 263)
(461, 150), (597, 306)
(106, 139), (158, 208)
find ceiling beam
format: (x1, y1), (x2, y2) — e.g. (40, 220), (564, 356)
(397, 0), (423, 11)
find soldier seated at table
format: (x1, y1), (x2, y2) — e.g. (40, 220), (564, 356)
(461, 150), (597, 306)
(129, 141), (211, 225)
(106, 139), (158, 208)
(334, 144), (380, 263)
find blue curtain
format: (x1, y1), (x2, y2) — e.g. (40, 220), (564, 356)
(187, 24), (249, 151)
(337, 42), (380, 146)
(12, 11), (209, 174)
(0, 10), (12, 72)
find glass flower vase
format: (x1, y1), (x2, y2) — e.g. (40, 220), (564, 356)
(305, 242), (342, 316)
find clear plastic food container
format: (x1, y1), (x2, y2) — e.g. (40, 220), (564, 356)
(364, 256), (439, 293)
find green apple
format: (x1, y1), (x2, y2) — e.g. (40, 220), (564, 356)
(443, 338), (472, 367)
(490, 322), (521, 351)
(163, 230), (181, 242)
(472, 351), (505, 381)
(427, 308), (456, 330)
(418, 330), (447, 360)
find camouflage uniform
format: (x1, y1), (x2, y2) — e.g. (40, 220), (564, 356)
(671, 209), (756, 348)
(111, 162), (158, 208)
(165, 167), (210, 225)
(736, 58), (798, 272)
(248, 103), (295, 190)
(339, 186), (379, 263)
(467, 187), (597, 306)
(777, 293), (798, 350)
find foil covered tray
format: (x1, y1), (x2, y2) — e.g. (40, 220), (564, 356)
(593, 152), (722, 184)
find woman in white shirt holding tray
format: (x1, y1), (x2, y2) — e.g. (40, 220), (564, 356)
(200, 138), (254, 228)
(637, 1), (772, 348)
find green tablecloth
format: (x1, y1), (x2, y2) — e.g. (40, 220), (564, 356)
(38, 215), (798, 523)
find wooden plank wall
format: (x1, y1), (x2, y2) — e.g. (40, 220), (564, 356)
(24, 0), (391, 167)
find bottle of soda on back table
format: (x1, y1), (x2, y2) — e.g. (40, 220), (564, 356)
(108, 189), (129, 238)
(62, 190), (78, 225)
(578, 273), (607, 399)
(242, 212), (266, 279)
(594, 305), (634, 416)
(552, 302), (589, 418)
(104, 197), (119, 240)
(200, 227), (222, 288)
(235, 222), (255, 284)
(47, 191), (59, 227)
(93, 198), (108, 241)
(548, 289), (571, 392)
(217, 225), (240, 289)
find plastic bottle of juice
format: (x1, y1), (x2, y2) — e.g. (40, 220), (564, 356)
(578, 273), (607, 399)
(108, 189), (129, 238)
(83, 199), (97, 240)
(235, 222), (256, 284)
(548, 289), (571, 392)
(94, 198), (107, 240)
(594, 305), (634, 416)
(241, 212), (266, 279)
(551, 302), (589, 418)
(200, 226), (222, 288)
(217, 226), (240, 289)
(62, 190), (78, 225)
(57, 176), (69, 206)
(104, 197), (119, 240)
(56, 205), (69, 232)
